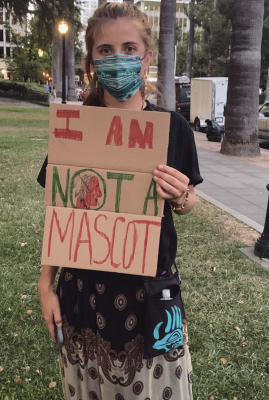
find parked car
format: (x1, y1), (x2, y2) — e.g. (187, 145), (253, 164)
(175, 83), (191, 121)
(258, 102), (269, 139)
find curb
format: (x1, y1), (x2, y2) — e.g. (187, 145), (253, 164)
(196, 189), (264, 234)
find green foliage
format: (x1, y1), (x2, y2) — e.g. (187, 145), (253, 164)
(194, 0), (232, 77)
(4, 20), (52, 82)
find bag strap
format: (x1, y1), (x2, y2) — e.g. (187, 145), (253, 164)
(173, 261), (179, 274)
(174, 261), (181, 284)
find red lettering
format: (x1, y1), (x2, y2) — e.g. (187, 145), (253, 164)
(128, 119), (153, 149)
(110, 216), (125, 268)
(73, 212), (92, 263)
(54, 110), (83, 141)
(48, 209), (74, 260)
(105, 116), (123, 146)
(132, 220), (161, 273)
(122, 222), (138, 270)
(93, 214), (111, 265)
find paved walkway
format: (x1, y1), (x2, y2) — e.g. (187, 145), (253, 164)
(194, 131), (269, 233)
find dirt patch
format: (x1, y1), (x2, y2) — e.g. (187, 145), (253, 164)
(195, 197), (260, 246)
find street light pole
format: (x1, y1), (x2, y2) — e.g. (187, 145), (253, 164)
(58, 20), (68, 105)
(254, 184), (269, 260)
(62, 34), (66, 104)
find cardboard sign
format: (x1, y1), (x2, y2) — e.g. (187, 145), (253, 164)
(42, 206), (161, 276)
(41, 105), (170, 277)
(45, 164), (164, 217)
(48, 104), (170, 173)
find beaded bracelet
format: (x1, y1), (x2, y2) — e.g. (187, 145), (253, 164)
(169, 189), (190, 212)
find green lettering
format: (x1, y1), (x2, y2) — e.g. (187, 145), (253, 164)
(107, 172), (135, 213)
(52, 166), (70, 207)
(143, 179), (158, 216)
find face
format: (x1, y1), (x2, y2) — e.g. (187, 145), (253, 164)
(86, 176), (102, 207)
(92, 18), (152, 79)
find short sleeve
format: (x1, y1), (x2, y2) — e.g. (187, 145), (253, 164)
(167, 112), (203, 187)
(37, 156), (48, 188)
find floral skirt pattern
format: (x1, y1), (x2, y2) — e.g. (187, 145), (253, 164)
(57, 269), (193, 400)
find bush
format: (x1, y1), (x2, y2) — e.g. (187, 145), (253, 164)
(0, 80), (49, 106)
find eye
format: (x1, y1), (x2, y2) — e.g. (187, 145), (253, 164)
(125, 45), (136, 54)
(99, 47), (111, 56)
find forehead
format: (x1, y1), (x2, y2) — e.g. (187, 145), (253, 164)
(94, 18), (144, 47)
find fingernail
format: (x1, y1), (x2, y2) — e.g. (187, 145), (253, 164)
(158, 165), (164, 169)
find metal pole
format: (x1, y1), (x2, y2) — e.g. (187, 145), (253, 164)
(62, 34), (66, 104)
(254, 184), (269, 259)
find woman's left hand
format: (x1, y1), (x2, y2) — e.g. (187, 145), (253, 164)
(153, 165), (189, 202)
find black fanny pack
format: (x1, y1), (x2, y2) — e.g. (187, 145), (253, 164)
(143, 265), (185, 359)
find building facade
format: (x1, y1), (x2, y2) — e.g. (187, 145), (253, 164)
(134, 0), (190, 43)
(0, 8), (25, 79)
(80, 0), (123, 26)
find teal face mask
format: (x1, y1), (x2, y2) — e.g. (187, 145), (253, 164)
(94, 53), (146, 102)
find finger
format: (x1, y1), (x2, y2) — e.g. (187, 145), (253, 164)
(157, 165), (190, 185)
(153, 170), (188, 194)
(155, 183), (176, 200)
(154, 176), (185, 199)
(47, 320), (57, 342)
(53, 306), (62, 328)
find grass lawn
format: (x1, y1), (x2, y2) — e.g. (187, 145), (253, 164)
(0, 103), (268, 400)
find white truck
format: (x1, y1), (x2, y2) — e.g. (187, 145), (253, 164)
(190, 77), (228, 131)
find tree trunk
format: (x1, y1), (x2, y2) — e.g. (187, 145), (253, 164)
(186, 0), (195, 80)
(66, 27), (76, 101)
(220, 0), (264, 157)
(52, 34), (62, 98)
(157, 0), (177, 110)
(266, 65), (269, 102)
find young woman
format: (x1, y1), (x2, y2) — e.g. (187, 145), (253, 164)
(37, 3), (202, 399)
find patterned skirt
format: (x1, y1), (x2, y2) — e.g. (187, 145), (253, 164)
(57, 269), (193, 400)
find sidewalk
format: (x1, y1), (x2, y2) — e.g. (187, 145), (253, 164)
(194, 131), (268, 234)
(52, 96), (81, 106)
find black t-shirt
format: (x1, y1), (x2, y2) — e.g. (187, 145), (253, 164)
(37, 101), (203, 279)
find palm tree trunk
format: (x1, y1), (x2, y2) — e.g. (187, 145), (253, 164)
(266, 65), (269, 102)
(220, 0), (264, 156)
(157, 0), (177, 110)
(186, 0), (195, 80)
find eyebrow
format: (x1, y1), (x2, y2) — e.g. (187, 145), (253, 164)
(96, 41), (139, 49)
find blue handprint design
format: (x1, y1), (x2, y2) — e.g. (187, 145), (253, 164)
(152, 306), (183, 352)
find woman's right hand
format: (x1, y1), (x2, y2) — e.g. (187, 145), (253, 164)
(38, 268), (62, 342)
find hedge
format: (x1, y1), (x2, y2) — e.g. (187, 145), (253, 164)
(0, 80), (49, 106)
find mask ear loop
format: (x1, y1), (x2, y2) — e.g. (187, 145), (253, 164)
(140, 53), (147, 61)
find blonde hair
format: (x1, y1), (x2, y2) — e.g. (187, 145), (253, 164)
(84, 2), (156, 106)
